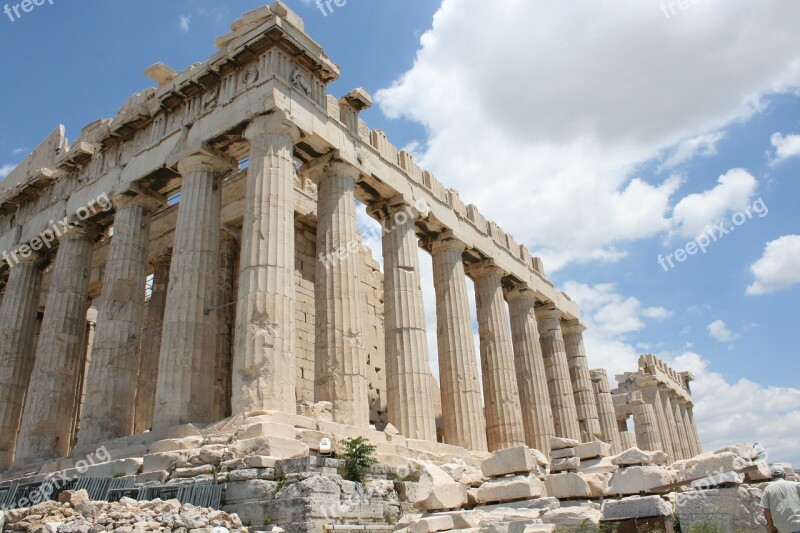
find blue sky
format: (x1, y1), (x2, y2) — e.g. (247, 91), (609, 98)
(1, 1), (799, 464)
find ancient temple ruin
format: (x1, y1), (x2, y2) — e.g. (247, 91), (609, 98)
(0, 2), (701, 477)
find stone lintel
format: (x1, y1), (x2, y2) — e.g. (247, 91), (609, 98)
(298, 150), (361, 185)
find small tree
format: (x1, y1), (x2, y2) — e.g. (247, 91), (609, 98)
(338, 436), (377, 483)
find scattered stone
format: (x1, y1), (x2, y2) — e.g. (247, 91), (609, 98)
(481, 447), (548, 478)
(575, 441), (611, 460)
(608, 466), (675, 495)
(474, 474), (546, 504)
(549, 437), (580, 451)
(550, 457), (580, 473)
(601, 495), (673, 520)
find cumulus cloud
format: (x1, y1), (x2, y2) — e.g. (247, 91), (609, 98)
(747, 235), (800, 295)
(670, 168), (758, 238)
(707, 320), (737, 343)
(769, 132), (800, 166)
(658, 132), (726, 172)
(376, 0), (800, 270)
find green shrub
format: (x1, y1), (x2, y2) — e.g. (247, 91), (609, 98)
(338, 436), (377, 483)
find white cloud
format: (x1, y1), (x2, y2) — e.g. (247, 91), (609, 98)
(642, 307), (673, 320)
(769, 132), (800, 166)
(747, 235), (800, 295)
(376, 0), (800, 270)
(11, 148), (25, 156)
(562, 282), (671, 378)
(179, 15), (192, 33)
(669, 352), (800, 464)
(0, 164), (16, 179)
(658, 132), (725, 172)
(670, 168), (758, 238)
(707, 320), (737, 343)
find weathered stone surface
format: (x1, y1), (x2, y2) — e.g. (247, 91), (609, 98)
(545, 473), (592, 499)
(136, 470), (168, 484)
(550, 448), (575, 460)
(409, 514), (455, 533)
(482, 447), (548, 478)
(608, 466), (675, 495)
(675, 485), (768, 532)
(229, 436), (309, 459)
(441, 462), (485, 487)
(675, 451), (750, 482)
(612, 447), (661, 466)
(550, 457), (580, 473)
(539, 507), (601, 531)
(602, 495), (673, 520)
(474, 475), (547, 504)
(691, 471), (744, 488)
(410, 461), (469, 511)
(549, 437), (580, 451)
(575, 441), (611, 460)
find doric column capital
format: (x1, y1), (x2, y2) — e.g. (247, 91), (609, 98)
(298, 150), (361, 185)
(111, 190), (165, 214)
(245, 111), (302, 147)
(465, 259), (506, 281)
(504, 283), (535, 302)
(561, 319), (587, 335)
(170, 144), (238, 176)
(367, 194), (430, 224)
(60, 222), (102, 242)
(426, 230), (467, 254)
(534, 302), (563, 321)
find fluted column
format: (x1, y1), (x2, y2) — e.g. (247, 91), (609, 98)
(659, 388), (683, 459)
(369, 199), (437, 441)
(675, 398), (696, 459)
(506, 287), (555, 454)
(685, 404), (702, 455)
(302, 156), (369, 428)
(639, 379), (674, 458)
(133, 253), (170, 433)
(78, 194), (160, 446)
(0, 255), (43, 469)
(429, 234), (487, 452)
(652, 385), (677, 460)
(215, 230), (237, 421)
(590, 369), (622, 453)
(232, 114), (300, 416)
(535, 306), (581, 441)
(469, 262), (525, 452)
(153, 150), (235, 429)
(632, 398), (663, 452)
(562, 322), (601, 442)
(14, 225), (95, 465)
(672, 395), (692, 459)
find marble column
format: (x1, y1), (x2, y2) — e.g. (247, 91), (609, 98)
(78, 194), (160, 446)
(370, 199), (437, 442)
(639, 379), (675, 459)
(215, 230), (237, 421)
(672, 395), (693, 460)
(535, 306), (581, 441)
(303, 157), (369, 428)
(232, 114), (299, 415)
(153, 150), (235, 429)
(506, 287), (555, 454)
(470, 263), (525, 451)
(133, 253), (170, 434)
(562, 322), (602, 442)
(685, 403), (703, 455)
(590, 369), (622, 453)
(430, 234), (487, 452)
(14, 225), (95, 465)
(71, 310), (96, 449)
(652, 385), (676, 460)
(659, 388), (684, 460)
(0, 255), (43, 469)
(632, 398), (663, 452)
(677, 398), (698, 458)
